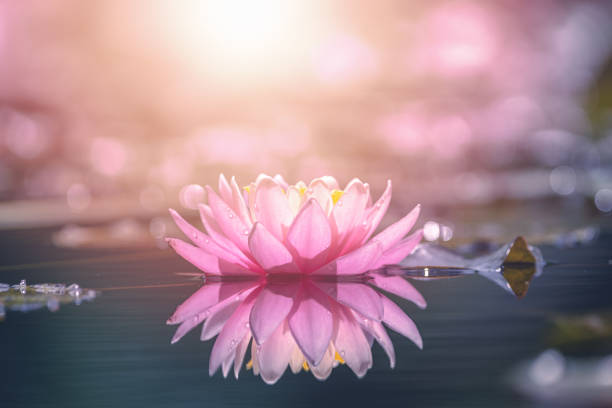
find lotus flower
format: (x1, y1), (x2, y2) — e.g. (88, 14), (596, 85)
(166, 174), (425, 383)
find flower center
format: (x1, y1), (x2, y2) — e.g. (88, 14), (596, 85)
(331, 189), (344, 205)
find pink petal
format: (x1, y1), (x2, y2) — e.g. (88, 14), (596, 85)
(253, 176), (293, 241)
(249, 282), (299, 344)
(332, 178), (369, 240)
(310, 346), (334, 381)
(165, 238), (220, 274)
(380, 295), (423, 349)
(332, 305), (372, 378)
(230, 176), (253, 227)
(371, 204), (420, 252)
(233, 333), (252, 379)
(167, 281), (255, 325)
(288, 283), (333, 366)
(218, 174), (233, 203)
(307, 178), (333, 215)
(171, 310), (207, 344)
(166, 238), (257, 276)
(170, 208), (252, 268)
(168, 208), (207, 247)
(286, 199), (331, 269)
(361, 180), (392, 244)
(368, 274), (427, 309)
(313, 240), (382, 276)
(248, 222), (299, 274)
(198, 204), (257, 269)
(374, 229), (423, 267)
(273, 174), (289, 190)
(289, 345), (305, 374)
(200, 295), (243, 340)
(222, 352), (235, 379)
(316, 281), (383, 321)
(257, 321), (294, 385)
(319, 176), (339, 190)
(351, 310), (396, 368)
(171, 284), (257, 343)
(206, 186), (251, 253)
(209, 287), (261, 376)
(286, 185), (304, 216)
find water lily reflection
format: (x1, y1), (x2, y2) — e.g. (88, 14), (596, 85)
(166, 174), (425, 383)
(168, 276), (424, 383)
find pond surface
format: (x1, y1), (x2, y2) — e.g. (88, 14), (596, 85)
(1, 226), (611, 407)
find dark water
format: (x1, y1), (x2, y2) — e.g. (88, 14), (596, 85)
(1, 227), (611, 408)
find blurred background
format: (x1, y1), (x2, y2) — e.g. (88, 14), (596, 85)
(2, 3), (612, 407)
(1, 0), (612, 242)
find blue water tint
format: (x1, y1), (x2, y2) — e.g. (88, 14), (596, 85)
(0, 227), (611, 407)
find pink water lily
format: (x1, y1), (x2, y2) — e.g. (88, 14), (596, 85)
(166, 174), (425, 383)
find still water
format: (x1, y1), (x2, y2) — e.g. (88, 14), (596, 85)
(1, 226), (611, 407)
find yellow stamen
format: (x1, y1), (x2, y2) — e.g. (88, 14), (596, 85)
(243, 185), (251, 193)
(298, 186), (307, 196)
(302, 361), (310, 371)
(334, 351), (345, 364)
(331, 189), (344, 205)
(246, 359), (253, 370)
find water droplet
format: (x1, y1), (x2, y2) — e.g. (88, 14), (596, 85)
(204, 239), (210, 244)
(245, 322), (250, 328)
(192, 232), (198, 240)
(375, 202), (382, 208)
(235, 296), (241, 301)
(230, 339), (237, 347)
(228, 213), (234, 219)
(242, 228), (249, 235)
(361, 220), (368, 228)
(340, 350), (346, 357)
(193, 316), (199, 323)
(337, 200), (343, 207)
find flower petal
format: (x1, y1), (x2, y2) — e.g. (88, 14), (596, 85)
(320, 282), (383, 321)
(332, 178), (369, 240)
(206, 186), (251, 253)
(371, 204), (420, 252)
(313, 240), (382, 275)
(167, 281), (255, 325)
(248, 222), (299, 274)
(289, 345), (305, 374)
(368, 274), (426, 309)
(310, 346), (334, 381)
(380, 294), (423, 349)
(375, 229), (423, 267)
(288, 283), (333, 366)
(166, 238), (257, 276)
(222, 352), (235, 379)
(198, 204), (252, 264)
(361, 180), (392, 244)
(209, 287), (261, 376)
(230, 176), (253, 227)
(200, 295), (243, 341)
(307, 178), (333, 215)
(352, 311), (396, 369)
(170, 208), (253, 269)
(233, 333), (251, 379)
(286, 198), (331, 269)
(257, 321), (294, 385)
(218, 174), (233, 203)
(253, 176), (293, 241)
(249, 282), (299, 344)
(332, 305), (372, 378)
